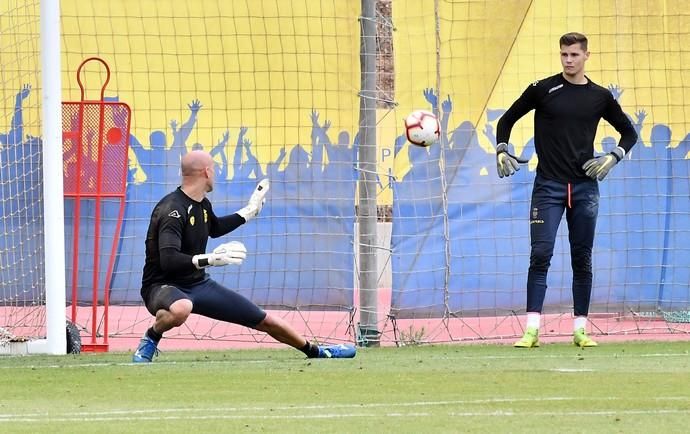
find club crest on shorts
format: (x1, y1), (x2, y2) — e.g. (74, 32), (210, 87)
(530, 207), (544, 224)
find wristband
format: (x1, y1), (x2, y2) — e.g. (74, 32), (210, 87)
(610, 146), (625, 162)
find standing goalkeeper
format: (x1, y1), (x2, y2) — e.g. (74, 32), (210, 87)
(133, 150), (356, 362)
(495, 32), (637, 348)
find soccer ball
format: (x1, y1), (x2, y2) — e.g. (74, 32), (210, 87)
(404, 110), (440, 147)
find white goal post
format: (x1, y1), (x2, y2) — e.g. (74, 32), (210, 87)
(0, 0), (66, 355)
(37, 0), (67, 355)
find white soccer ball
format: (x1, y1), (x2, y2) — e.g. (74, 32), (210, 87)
(404, 110), (440, 147)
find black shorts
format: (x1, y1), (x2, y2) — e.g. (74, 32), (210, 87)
(141, 279), (267, 328)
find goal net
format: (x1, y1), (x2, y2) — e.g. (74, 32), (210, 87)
(4, 0), (690, 353)
(58, 0), (361, 348)
(1, 0), (67, 355)
(0, 0), (47, 350)
(385, 0), (690, 343)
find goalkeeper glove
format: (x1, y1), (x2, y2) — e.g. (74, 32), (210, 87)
(192, 241), (247, 269)
(582, 146), (625, 181)
(496, 142), (529, 178)
(235, 179), (270, 222)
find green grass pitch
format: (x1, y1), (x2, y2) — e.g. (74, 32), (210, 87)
(1, 342), (689, 433)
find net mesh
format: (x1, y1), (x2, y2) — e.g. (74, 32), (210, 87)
(60, 0), (361, 347)
(0, 0), (46, 343)
(3, 0), (690, 350)
(384, 0), (690, 343)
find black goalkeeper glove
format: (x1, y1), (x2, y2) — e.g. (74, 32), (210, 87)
(496, 142), (529, 178)
(582, 146), (625, 181)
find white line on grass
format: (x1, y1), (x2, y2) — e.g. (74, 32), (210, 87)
(1, 396), (689, 422)
(549, 368), (594, 372)
(429, 352), (690, 360)
(1, 409), (689, 423)
(448, 409), (690, 417)
(0, 359), (274, 369)
(0, 351), (688, 370)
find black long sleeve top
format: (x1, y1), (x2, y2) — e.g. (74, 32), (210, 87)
(141, 187), (245, 289)
(496, 73), (638, 182)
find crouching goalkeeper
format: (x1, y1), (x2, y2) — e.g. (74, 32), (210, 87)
(133, 150), (355, 362)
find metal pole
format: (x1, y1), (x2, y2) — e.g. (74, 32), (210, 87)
(357, 0), (379, 346)
(39, 0), (67, 355)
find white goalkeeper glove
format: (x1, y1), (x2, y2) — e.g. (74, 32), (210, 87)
(192, 241), (247, 269)
(235, 179), (270, 222)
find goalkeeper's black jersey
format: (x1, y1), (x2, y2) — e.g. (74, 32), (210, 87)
(496, 73), (637, 182)
(141, 187), (244, 289)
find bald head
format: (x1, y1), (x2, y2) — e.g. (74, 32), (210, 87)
(181, 150), (214, 176)
(179, 150), (215, 196)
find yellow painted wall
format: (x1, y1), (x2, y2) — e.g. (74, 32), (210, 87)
(58, 0), (360, 180)
(3, 0), (690, 192)
(485, 0), (690, 153)
(386, 0), (690, 182)
(0, 2), (42, 142)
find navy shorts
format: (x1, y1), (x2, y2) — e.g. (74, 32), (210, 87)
(526, 173), (600, 315)
(141, 279), (267, 328)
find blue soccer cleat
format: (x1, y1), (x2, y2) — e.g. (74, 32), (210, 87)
(132, 335), (159, 363)
(318, 343), (357, 359)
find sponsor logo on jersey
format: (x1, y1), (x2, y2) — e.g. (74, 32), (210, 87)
(168, 210), (181, 218)
(548, 84), (564, 93)
(190, 216), (195, 226)
(203, 209), (208, 223)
